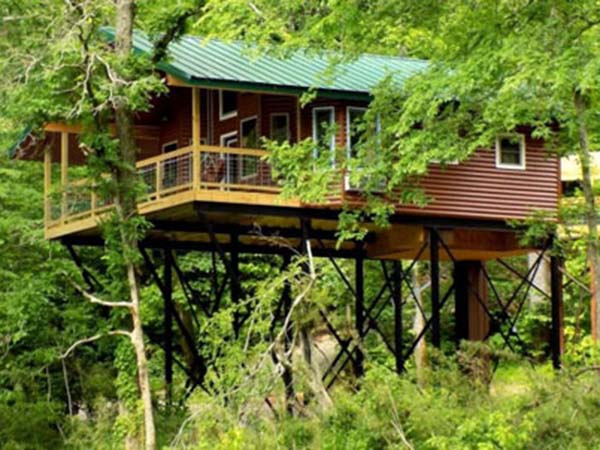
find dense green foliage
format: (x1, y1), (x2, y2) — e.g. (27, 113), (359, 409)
(2, 0), (600, 448)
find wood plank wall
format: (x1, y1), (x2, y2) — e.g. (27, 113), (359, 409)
(30, 86), (560, 222)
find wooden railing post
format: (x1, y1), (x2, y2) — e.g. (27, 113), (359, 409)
(156, 160), (162, 199)
(44, 146), (52, 225)
(60, 132), (69, 223)
(91, 189), (97, 217)
(194, 147), (202, 190)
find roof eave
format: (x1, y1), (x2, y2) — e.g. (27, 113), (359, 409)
(164, 69), (372, 102)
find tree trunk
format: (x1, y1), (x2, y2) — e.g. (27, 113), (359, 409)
(114, 1), (157, 448)
(412, 263), (428, 385)
(527, 251), (550, 308)
(574, 90), (600, 342)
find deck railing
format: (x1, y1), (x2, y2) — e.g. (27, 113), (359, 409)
(46, 145), (279, 229)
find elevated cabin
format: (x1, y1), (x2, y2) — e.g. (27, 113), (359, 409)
(12, 33), (560, 262)
(11, 32), (565, 375)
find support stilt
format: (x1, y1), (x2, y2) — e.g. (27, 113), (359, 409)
(230, 232), (241, 337)
(429, 229), (441, 348)
(355, 245), (365, 377)
(454, 261), (489, 342)
(392, 261), (404, 373)
(164, 250), (173, 406)
(550, 254), (564, 369)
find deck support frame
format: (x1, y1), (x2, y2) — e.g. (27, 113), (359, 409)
(60, 210), (565, 403)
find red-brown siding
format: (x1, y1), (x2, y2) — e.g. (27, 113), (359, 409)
(394, 137), (559, 220)
(32, 87), (560, 223)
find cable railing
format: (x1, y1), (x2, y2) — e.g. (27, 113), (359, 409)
(46, 145), (279, 229)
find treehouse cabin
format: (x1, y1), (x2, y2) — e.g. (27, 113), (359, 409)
(11, 32), (564, 372)
(11, 32), (560, 261)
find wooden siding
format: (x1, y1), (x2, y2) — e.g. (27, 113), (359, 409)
(29, 87), (560, 225)
(393, 137), (559, 220)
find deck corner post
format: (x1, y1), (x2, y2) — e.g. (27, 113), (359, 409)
(550, 252), (564, 370)
(44, 145), (52, 225)
(429, 228), (441, 348)
(60, 131), (69, 222)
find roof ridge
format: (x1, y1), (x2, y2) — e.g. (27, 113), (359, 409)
(130, 28), (427, 64)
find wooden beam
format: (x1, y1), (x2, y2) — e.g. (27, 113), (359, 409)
(192, 88), (201, 190)
(368, 226), (532, 261)
(192, 87), (201, 147)
(45, 123), (82, 134)
(44, 123), (160, 141)
(60, 132), (69, 222)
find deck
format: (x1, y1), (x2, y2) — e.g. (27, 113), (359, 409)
(45, 144), (308, 238)
(45, 142), (535, 261)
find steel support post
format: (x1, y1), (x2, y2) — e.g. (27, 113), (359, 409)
(550, 254), (564, 369)
(429, 229), (441, 348)
(355, 246), (365, 377)
(392, 261), (404, 373)
(164, 250), (173, 405)
(230, 232), (241, 337)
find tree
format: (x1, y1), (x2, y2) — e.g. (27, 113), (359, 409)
(0, 1), (209, 447)
(195, 0), (600, 338)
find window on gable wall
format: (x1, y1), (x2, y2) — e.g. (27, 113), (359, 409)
(219, 90), (238, 121)
(496, 134), (526, 169)
(312, 106), (335, 165)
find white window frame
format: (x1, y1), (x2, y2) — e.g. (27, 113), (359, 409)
(344, 107), (387, 192)
(239, 116), (259, 181)
(219, 131), (238, 148)
(346, 106), (368, 160)
(239, 116), (259, 148)
(161, 140), (178, 153)
(219, 131), (238, 184)
(218, 90), (238, 121)
(270, 113), (290, 142)
(495, 133), (526, 170)
(312, 106), (336, 166)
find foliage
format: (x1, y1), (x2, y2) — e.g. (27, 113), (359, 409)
(155, 361), (600, 449)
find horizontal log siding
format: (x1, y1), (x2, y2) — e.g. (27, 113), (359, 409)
(392, 137), (560, 220)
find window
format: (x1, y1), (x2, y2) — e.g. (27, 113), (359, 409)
(312, 106), (335, 164)
(161, 141), (179, 188)
(240, 116), (258, 148)
(162, 141), (178, 153)
(219, 90), (238, 121)
(240, 117), (259, 179)
(218, 132), (238, 184)
(346, 107), (367, 159)
(270, 113), (290, 144)
(496, 134), (525, 169)
(220, 131), (238, 148)
(344, 108), (386, 192)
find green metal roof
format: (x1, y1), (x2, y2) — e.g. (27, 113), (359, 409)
(9, 32), (427, 157)
(124, 30), (428, 100)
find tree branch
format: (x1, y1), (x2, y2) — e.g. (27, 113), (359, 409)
(69, 279), (133, 308)
(61, 330), (131, 359)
